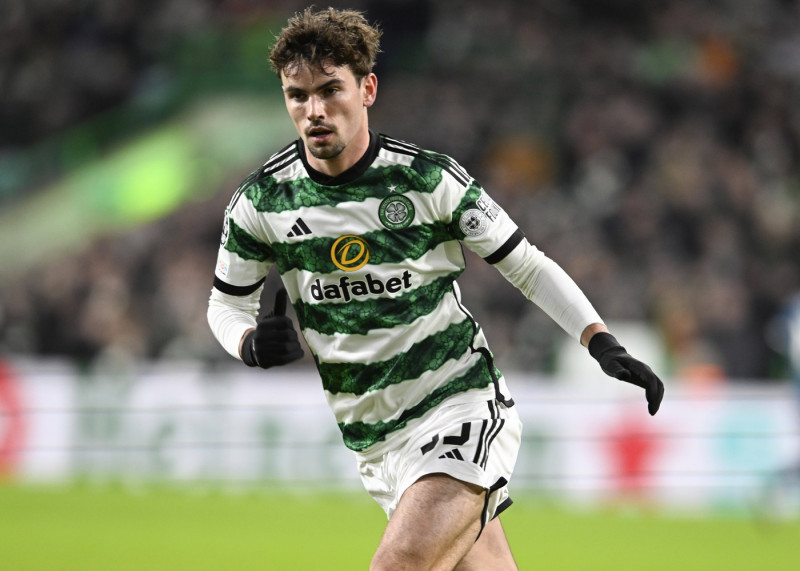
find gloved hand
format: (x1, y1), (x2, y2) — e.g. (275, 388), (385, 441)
(241, 288), (304, 368)
(588, 332), (664, 416)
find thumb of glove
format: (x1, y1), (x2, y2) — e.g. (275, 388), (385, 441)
(272, 287), (288, 317)
(241, 288), (304, 368)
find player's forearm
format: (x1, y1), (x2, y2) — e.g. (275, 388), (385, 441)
(207, 289), (260, 360)
(493, 239), (603, 341)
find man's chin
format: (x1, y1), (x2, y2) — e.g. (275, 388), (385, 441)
(308, 143), (344, 161)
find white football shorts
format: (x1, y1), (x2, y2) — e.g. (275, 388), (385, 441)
(355, 398), (522, 528)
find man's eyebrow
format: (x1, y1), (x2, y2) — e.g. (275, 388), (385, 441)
(283, 78), (345, 94)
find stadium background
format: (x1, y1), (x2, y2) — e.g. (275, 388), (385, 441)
(1, 0), (799, 568)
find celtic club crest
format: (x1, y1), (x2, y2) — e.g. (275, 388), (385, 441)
(379, 195), (415, 230)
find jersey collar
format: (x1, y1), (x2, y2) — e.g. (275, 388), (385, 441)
(298, 130), (380, 186)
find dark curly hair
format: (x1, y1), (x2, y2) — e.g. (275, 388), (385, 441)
(269, 7), (382, 80)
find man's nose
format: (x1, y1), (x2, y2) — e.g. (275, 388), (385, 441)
(307, 95), (324, 120)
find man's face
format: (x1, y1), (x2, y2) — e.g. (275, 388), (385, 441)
(281, 62), (377, 175)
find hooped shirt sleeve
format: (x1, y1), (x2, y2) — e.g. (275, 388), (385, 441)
(207, 174), (275, 359)
(441, 158), (603, 341)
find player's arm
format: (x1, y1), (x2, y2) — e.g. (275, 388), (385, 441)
(209, 279), (303, 370)
(492, 239), (664, 415)
(440, 160), (663, 414)
(208, 282), (262, 359)
(208, 194), (303, 369)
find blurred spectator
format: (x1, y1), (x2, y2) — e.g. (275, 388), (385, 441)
(0, 0), (216, 146)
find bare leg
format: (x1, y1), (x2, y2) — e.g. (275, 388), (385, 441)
(454, 517), (517, 571)
(370, 474), (516, 570)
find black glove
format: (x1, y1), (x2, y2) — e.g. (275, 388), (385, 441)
(241, 288), (304, 368)
(588, 332), (664, 416)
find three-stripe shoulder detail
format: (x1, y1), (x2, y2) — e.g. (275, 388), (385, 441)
(228, 143), (300, 210)
(262, 142), (300, 177)
(382, 135), (422, 156)
(382, 135), (471, 187)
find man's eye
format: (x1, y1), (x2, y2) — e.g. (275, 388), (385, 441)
(289, 93), (307, 102)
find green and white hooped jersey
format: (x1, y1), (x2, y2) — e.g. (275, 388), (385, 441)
(212, 132), (525, 454)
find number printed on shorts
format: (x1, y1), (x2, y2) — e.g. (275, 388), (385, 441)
(419, 416), (505, 469)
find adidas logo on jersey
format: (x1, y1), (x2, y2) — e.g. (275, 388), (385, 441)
(287, 218), (312, 238)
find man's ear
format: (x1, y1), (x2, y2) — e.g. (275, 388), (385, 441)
(362, 73), (378, 107)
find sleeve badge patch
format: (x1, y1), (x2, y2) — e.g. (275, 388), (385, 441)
(459, 209), (488, 237)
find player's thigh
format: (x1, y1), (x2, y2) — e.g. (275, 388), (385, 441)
(370, 473), (485, 571)
(455, 517), (517, 571)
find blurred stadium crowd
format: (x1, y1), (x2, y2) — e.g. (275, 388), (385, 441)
(1, 0), (800, 382)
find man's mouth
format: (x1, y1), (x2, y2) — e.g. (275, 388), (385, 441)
(307, 125), (334, 143)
